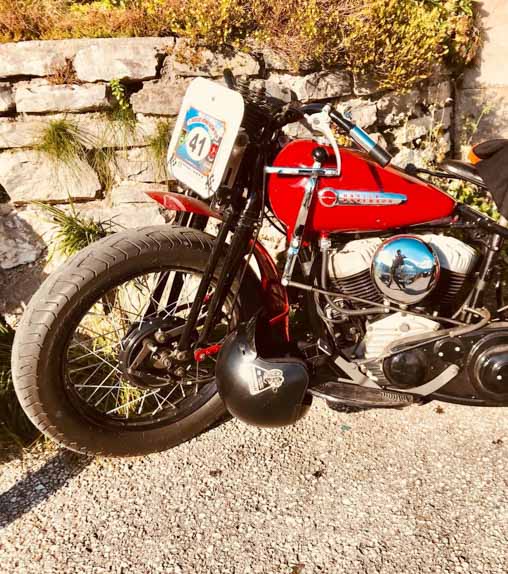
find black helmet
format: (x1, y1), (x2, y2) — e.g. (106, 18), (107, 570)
(216, 318), (311, 428)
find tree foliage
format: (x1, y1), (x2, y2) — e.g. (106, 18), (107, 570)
(0, 0), (480, 92)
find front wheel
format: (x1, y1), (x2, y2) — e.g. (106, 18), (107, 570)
(12, 226), (258, 456)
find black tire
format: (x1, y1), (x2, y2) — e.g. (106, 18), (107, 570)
(12, 226), (259, 457)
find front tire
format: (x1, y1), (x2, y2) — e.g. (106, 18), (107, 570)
(12, 226), (258, 456)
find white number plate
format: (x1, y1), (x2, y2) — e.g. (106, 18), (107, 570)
(167, 78), (245, 198)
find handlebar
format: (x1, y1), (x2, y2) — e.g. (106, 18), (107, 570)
(279, 103), (392, 168)
(223, 69), (393, 169)
(328, 109), (392, 167)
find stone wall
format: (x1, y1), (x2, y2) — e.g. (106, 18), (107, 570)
(456, 0), (508, 148)
(0, 37), (457, 315)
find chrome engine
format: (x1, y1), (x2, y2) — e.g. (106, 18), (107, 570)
(358, 312), (441, 380)
(328, 234), (479, 365)
(328, 234), (478, 310)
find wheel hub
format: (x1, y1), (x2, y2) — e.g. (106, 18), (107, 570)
(119, 316), (187, 390)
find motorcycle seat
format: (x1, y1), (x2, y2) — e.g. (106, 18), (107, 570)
(439, 159), (487, 189)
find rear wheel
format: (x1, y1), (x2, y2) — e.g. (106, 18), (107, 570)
(12, 226), (258, 456)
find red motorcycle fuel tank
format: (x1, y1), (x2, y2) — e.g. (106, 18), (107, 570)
(268, 140), (456, 236)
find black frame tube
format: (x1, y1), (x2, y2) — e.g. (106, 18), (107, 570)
(469, 232), (504, 311)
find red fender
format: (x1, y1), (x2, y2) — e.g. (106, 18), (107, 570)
(146, 191), (290, 340)
(146, 191), (221, 219)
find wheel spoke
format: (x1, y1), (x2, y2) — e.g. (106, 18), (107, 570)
(85, 368), (119, 403)
(69, 341), (121, 364)
(106, 388), (160, 415)
(69, 326), (120, 345)
(75, 385), (123, 389)
(137, 391), (148, 415)
(74, 342), (123, 375)
(68, 362), (105, 375)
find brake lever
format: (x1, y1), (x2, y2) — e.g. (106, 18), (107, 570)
(304, 104), (342, 176)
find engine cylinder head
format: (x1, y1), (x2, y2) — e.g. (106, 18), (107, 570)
(327, 234), (477, 312)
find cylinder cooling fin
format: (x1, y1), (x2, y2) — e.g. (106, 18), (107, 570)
(420, 234), (478, 308)
(328, 238), (383, 303)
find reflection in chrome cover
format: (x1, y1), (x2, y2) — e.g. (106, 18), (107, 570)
(372, 236), (440, 305)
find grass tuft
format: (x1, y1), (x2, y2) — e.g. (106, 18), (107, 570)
(36, 118), (90, 165)
(0, 320), (39, 458)
(36, 118), (118, 195)
(87, 147), (117, 195)
(147, 119), (173, 179)
(36, 202), (115, 257)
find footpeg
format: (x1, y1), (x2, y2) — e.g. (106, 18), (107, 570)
(309, 381), (415, 408)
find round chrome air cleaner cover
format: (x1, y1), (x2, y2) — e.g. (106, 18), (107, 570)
(371, 235), (440, 305)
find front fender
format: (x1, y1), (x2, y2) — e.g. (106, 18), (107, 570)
(251, 240), (289, 341)
(147, 191), (290, 341)
(146, 191), (222, 220)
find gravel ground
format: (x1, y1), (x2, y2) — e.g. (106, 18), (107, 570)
(0, 400), (507, 574)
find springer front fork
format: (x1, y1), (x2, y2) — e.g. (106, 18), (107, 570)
(172, 142), (332, 357)
(175, 191), (262, 359)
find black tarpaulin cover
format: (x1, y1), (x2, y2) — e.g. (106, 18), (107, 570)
(475, 139), (508, 218)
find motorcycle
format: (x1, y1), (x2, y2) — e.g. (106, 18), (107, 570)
(12, 71), (508, 456)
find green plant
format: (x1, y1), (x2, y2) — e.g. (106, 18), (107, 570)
(459, 102), (494, 158)
(109, 79), (130, 112)
(404, 106), (453, 166)
(161, 0), (252, 48)
(0, 0), (64, 42)
(428, 0), (481, 70)
(251, 0), (360, 71)
(344, 0), (446, 91)
(53, 1), (158, 40)
(109, 78), (136, 126)
(147, 119), (173, 178)
(36, 118), (91, 165)
(444, 178), (498, 219)
(1, 2), (481, 93)
(0, 320), (39, 455)
(447, 100), (497, 219)
(37, 202), (115, 257)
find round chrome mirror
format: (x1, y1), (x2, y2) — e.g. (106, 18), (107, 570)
(371, 236), (440, 305)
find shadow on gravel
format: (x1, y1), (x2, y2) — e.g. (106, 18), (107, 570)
(0, 449), (91, 529)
